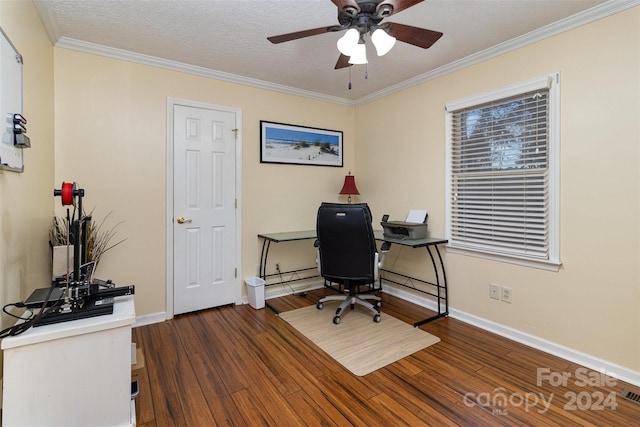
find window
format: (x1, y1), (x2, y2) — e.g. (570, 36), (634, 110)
(445, 74), (560, 271)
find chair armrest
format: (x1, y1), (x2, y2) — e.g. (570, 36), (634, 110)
(378, 241), (390, 270)
(315, 241), (321, 275)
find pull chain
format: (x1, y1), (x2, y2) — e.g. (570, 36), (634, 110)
(347, 65), (368, 90)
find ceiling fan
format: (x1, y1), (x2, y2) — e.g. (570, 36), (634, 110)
(267, 0), (443, 70)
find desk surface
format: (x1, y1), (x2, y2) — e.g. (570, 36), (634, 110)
(258, 230), (447, 248)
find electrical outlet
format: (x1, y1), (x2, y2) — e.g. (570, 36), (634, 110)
(490, 284), (500, 300)
(501, 286), (512, 303)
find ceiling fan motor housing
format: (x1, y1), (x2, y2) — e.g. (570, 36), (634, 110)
(266, 0), (443, 70)
(339, 1), (391, 34)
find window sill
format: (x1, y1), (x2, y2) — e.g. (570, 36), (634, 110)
(445, 245), (562, 272)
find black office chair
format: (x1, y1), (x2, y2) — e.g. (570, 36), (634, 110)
(315, 202), (388, 324)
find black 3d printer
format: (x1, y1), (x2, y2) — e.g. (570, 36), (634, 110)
(22, 182), (134, 327)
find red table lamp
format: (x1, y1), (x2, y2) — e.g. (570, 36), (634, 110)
(339, 172), (360, 203)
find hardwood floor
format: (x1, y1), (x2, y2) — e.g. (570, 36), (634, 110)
(132, 289), (639, 426)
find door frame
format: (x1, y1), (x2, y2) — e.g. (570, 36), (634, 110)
(165, 97), (243, 319)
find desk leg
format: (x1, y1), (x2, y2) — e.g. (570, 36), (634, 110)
(259, 239), (272, 280)
(435, 245), (449, 315)
(258, 239), (280, 314)
(413, 245), (449, 327)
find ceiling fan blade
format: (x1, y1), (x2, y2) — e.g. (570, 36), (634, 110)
(387, 22), (443, 49)
(267, 25), (341, 44)
(331, 0), (361, 14)
(379, 0), (424, 16)
(334, 54), (353, 69)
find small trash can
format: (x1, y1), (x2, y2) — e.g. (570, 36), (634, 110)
(245, 277), (266, 309)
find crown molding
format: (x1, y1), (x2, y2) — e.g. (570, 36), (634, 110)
(355, 0), (640, 105)
(54, 37), (356, 107)
(49, 0), (638, 107)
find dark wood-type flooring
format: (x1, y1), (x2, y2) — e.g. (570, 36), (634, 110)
(132, 288), (639, 426)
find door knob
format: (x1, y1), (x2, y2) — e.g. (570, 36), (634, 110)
(176, 216), (192, 224)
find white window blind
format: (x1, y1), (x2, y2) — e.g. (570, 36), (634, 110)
(446, 74), (560, 269)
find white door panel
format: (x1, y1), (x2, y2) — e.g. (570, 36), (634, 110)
(173, 105), (236, 314)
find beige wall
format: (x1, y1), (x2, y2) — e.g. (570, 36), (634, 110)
(0, 1), (55, 333)
(1, 0), (638, 378)
(53, 49), (355, 316)
(356, 8), (640, 371)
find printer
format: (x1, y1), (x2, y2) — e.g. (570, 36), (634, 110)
(381, 209), (428, 240)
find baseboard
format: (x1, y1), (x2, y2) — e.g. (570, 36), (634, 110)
(134, 282), (640, 387)
(133, 311), (167, 327)
(381, 284), (441, 313)
(264, 280), (325, 301)
(382, 283), (640, 388)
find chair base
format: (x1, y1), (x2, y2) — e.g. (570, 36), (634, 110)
(317, 293), (381, 324)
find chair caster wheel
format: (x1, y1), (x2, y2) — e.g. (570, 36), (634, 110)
(316, 302), (323, 310)
(333, 316), (341, 324)
(374, 314), (381, 323)
(375, 301), (382, 308)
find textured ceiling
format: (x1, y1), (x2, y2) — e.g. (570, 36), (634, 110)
(34, 0), (615, 102)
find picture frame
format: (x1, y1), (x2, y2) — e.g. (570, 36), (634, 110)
(260, 121), (343, 167)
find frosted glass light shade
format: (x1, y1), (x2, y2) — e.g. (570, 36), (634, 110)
(348, 43), (368, 64)
(371, 28), (396, 56)
(337, 28), (359, 56)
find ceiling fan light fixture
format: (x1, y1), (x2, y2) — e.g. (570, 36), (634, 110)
(337, 28), (360, 56)
(348, 43), (368, 64)
(371, 28), (396, 56)
(377, 4), (394, 18)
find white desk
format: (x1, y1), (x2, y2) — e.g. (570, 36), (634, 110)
(1, 296), (135, 427)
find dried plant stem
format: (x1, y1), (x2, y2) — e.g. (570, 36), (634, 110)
(50, 208), (126, 271)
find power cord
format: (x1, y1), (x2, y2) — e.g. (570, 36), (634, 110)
(276, 264), (309, 297)
(276, 264), (293, 295)
(0, 287), (64, 338)
(2, 302), (30, 320)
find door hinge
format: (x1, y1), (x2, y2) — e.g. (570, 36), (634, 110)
(234, 268), (237, 278)
(235, 198), (237, 209)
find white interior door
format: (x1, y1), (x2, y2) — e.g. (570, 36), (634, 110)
(173, 104), (237, 315)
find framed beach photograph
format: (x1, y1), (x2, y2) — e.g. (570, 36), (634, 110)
(260, 121), (343, 167)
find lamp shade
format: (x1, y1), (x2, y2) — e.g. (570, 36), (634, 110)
(348, 43), (368, 64)
(371, 28), (396, 56)
(339, 173), (360, 203)
(337, 28), (359, 56)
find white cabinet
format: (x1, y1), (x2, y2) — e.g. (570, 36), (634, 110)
(1, 296), (135, 426)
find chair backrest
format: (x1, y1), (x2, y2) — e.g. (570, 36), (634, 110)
(316, 202), (377, 284)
